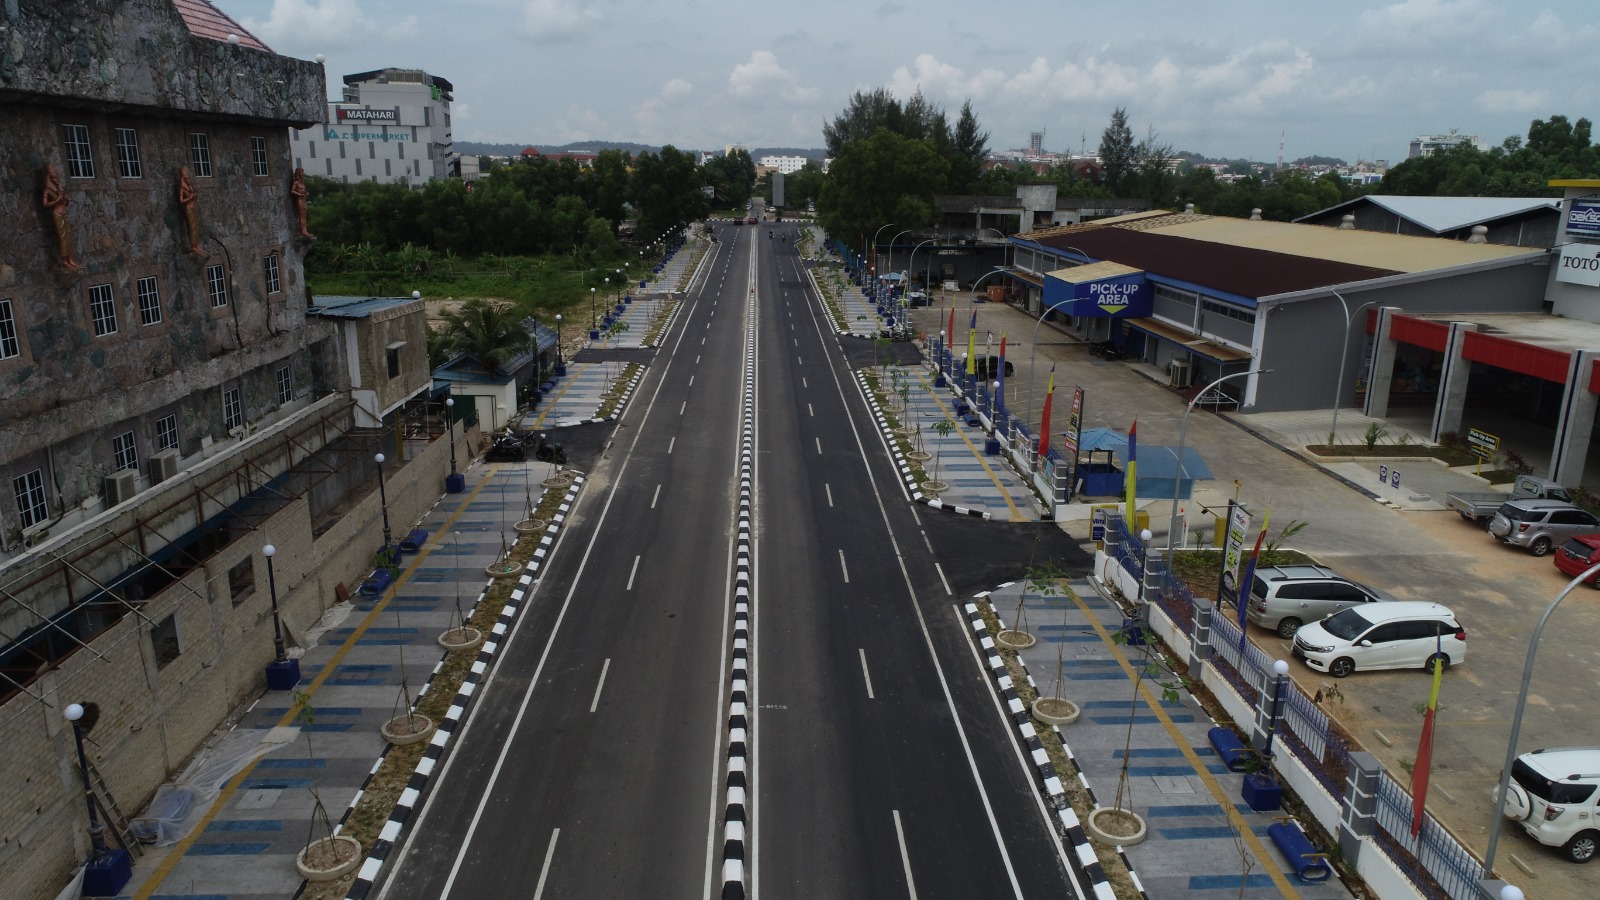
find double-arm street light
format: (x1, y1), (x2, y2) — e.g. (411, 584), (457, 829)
(871, 223), (895, 296)
(1327, 289), (1380, 445)
(1022, 246), (1092, 427)
(1166, 369), (1270, 556)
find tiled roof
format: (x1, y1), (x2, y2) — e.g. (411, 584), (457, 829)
(171, 0), (270, 51)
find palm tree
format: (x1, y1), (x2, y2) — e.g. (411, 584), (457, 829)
(438, 299), (533, 376)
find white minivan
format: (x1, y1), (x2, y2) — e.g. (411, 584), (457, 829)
(1502, 747), (1600, 862)
(1291, 601), (1465, 678)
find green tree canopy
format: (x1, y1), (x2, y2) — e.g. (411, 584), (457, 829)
(438, 298), (532, 375)
(817, 127), (949, 248)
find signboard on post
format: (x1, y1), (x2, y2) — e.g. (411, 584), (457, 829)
(1063, 387), (1085, 500)
(1467, 428), (1499, 460)
(1555, 243), (1600, 286)
(1223, 504), (1251, 586)
(1567, 199), (1600, 240)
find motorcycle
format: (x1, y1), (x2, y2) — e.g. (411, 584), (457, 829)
(485, 432), (528, 462)
(1089, 340), (1127, 361)
(533, 435), (568, 466)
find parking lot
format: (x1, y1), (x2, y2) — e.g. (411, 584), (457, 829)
(910, 297), (1600, 895)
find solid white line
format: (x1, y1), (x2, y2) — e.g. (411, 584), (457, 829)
(532, 828), (560, 899)
(668, 436), (676, 454)
(651, 484), (661, 509)
(838, 549), (850, 583)
(893, 811), (917, 899)
(825, 483), (833, 507)
(626, 555), (641, 590)
(589, 659), (611, 713)
(933, 562), (953, 596)
(859, 648), (874, 699)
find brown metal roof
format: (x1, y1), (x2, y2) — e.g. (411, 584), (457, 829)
(172, 0), (270, 51)
(1030, 225), (1399, 300)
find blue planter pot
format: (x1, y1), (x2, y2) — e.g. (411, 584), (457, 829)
(590, 329), (601, 340)
(935, 374), (947, 387)
(360, 568), (393, 597)
(1241, 773), (1283, 812)
(555, 363), (567, 377)
(265, 657), (301, 690)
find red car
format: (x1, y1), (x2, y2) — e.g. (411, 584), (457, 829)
(1552, 533), (1600, 585)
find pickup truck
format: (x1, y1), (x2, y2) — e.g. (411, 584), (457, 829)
(1446, 474), (1572, 525)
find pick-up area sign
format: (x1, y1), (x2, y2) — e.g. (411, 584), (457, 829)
(1467, 428), (1498, 461)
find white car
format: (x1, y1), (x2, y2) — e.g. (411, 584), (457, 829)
(1502, 747), (1600, 863)
(1290, 601), (1465, 678)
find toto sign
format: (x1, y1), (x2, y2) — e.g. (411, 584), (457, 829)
(1556, 243), (1600, 287)
(1568, 198), (1600, 239)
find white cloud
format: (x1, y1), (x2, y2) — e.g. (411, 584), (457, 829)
(520, 0), (601, 43)
(1356, 0), (1495, 49)
(243, 0), (415, 51)
(886, 54), (1007, 103)
(1478, 88), (1549, 114)
(661, 78), (693, 100)
(728, 51), (817, 103)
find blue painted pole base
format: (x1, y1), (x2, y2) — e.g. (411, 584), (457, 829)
(81, 849), (132, 896)
(985, 437), (1001, 455)
(1241, 772), (1283, 812)
(445, 472), (466, 494)
(555, 363), (568, 377)
(589, 329), (601, 340)
(265, 657), (301, 690)
(935, 374), (947, 387)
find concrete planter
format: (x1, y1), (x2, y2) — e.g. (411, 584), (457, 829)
(295, 835), (362, 882)
(995, 629), (1037, 650)
(380, 713), (436, 746)
(515, 518), (547, 534)
(1087, 806), (1147, 846)
(437, 626), (485, 652)
(1032, 697), (1081, 725)
(486, 561), (521, 579)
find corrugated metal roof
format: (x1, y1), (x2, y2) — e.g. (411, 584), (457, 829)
(1298, 195), (1560, 234)
(1046, 261), (1143, 284)
(306, 296), (418, 318)
(171, 0), (271, 51)
(1150, 215), (1539, 272)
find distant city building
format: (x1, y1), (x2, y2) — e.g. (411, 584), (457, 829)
(1408, 130), (1488, 158)
(519, 147), (597, 167)
(758, 155), (810, 174)
(292, 68), (456, 185)
(1029, 131), (1045, 156)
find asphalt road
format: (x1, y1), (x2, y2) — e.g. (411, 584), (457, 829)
(380, 223), (1086, 899)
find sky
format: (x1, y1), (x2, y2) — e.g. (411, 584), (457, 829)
(217, 0), (1599, 164)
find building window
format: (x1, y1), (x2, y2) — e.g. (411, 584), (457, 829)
(114, 128), (143, 178)
(1200, 299), (1257, 325)
(0, 298), (19, 359)
(64, 124), (95, 178)
(263, 252), (281, 295)
(155, 414), (178, 452)
(206, 264), (228, 308)
(276, 366), (292, 403)
(386, 346), (401, 379)
(249, 136), (269, 177)
(136, 276), (162, 326)
(228, 558), (254, 605)
(189, 133), (213, 177)
(13, 469), (48, 530)
(223, 387), (243, 431)
(89, 283), (118, 336)
(150, 613), (181, 669)
(111, 430), (138, 472)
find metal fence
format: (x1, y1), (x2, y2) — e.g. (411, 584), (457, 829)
(1372, 772), (1486, 899)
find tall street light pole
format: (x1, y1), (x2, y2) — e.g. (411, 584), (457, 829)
(1166, 369), (1268, 556)
(1020, 245), (1092, 428)
(64, 702), (131, 895)
(445, 397), (464, 493)
(1327, 289), (1380, 446)
(374, 451), (392, 552)
(871, 223), (895, 300)
(262, 543), (300, 688)
(554, 314), (563, 374)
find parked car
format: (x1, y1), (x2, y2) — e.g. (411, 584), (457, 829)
(1501, 746), (1600, 862)
(1487, 499), (1600, 556)
(1291, 601), (1465, 678)
(1554, 534), (1600, 586)
(972, 355), (1015, 379)
(1446, 474), (1570, 527)
(1245, 565), (1394, 638)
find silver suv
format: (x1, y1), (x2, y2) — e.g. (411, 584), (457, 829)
(1245, 565), (1392, 638)
(1488, 499), (1600, 556)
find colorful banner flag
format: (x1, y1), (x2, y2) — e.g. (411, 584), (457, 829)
(965, 314), (977, 376)
(1411, 629), (1445, 837)
(1236, 506), (1270, 628)
(1038, 365), (1057, 456)
(1125, 420), (1138, 525)
(947, 306), (955, 359)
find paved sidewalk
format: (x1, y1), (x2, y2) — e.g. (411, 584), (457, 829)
(120, 457), (578, 900)
(987, 579), (1355, 900)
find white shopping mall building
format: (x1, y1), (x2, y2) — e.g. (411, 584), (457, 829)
(291, 67), (457, 185)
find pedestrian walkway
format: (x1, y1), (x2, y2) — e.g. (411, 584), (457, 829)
(985, 579), (1355, 900)
(120, 457), (581, 900)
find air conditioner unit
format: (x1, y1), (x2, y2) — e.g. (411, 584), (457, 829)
(1168, 358), (1192, 388)
(150, 449), (180, 484)
(104, 469), (139, 506)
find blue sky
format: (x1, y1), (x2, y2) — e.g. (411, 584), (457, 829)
(218, 0), (1598, 163)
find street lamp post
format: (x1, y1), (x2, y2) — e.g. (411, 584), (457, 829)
(589, 287), (598, 340)
(1327, 289), (1380, 445)
(64, 702), (132, 895)
(374, 452), (392, 553)
(871, 223), (896, 300)
(444, 397), (465, 494)
(555, 314), (565, 375)
(1481, 559), (1600, 885)
(1021, 245), (1092, 427)
(1166, 370), (1268, 556)
(262, 543), (300, 688)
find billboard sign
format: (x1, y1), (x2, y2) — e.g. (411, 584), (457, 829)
(1567, 199), (1600, 239)
(1556, 242), (1600, 287)
(337, 107), (397, 122)
(1072, 272), (1150, 317)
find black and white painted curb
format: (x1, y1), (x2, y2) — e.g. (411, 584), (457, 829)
(721, 277), (758, 899)
(643, 297), (683, 348)
(965, 588), (1142, 900)
(854, 371), (991, 520)
(578, 367), (645, 424)
(337, 472), (587, 900)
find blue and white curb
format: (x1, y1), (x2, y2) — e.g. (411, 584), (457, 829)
(965, 588), (1137, 900)
(338, 473), (586, 900)
(854, 370), (991, 520)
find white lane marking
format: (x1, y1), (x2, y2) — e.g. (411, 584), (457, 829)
(690, 375), (696, 386)
(808, 403), (814, 417)
(532, 828), (560, 899)
(626, 555), (641, 590)
(933, 562), (952, 596)
(651, 484), (662, 508)
(590, 659), (611, 713)
(696, 355), (701, 364)
(825, 483), (833, 507)
(802, 377), (807, 388)
(893, 811), (917, 899)
(859, 648), (874, 699)
(815, 437), (822, 455)
(702, 337), (706, 345)
(794, 338), (798, 347)
(680, 401), (686, 415)
(796, 355), (802, 366)
(668, 436), (676, 454)
(839, 549), (850, 583)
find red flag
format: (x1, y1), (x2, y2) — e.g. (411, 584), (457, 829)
(1411, 629), (1445, 837)
(947, 306), (956, 351)
(1037, 365), (1057, 455)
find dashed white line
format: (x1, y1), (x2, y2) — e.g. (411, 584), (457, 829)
(651, 484), (661, 508)
(815, 437), (822, 454)
(590, 659), (611, 712)
(680, 401), (686, 415)
(808, 403), (814, 417)
(689, 375), (696, 386)
(626, 555), (641, 590)
(668, 436), (676, 454)
(933, 562), (953, 596)
(825, 483), (833, 507)
(839, 549), (850, 583)
(532, 828), (560, 900)
(859, 648), (874, 699)
(893, 811), (917, 899)
(796, 355), (803, 366)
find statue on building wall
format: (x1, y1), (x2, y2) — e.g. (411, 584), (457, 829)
(41, 163), (83, 272)
(178, 167), (202, 254)
(291, 167), (313, 239)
